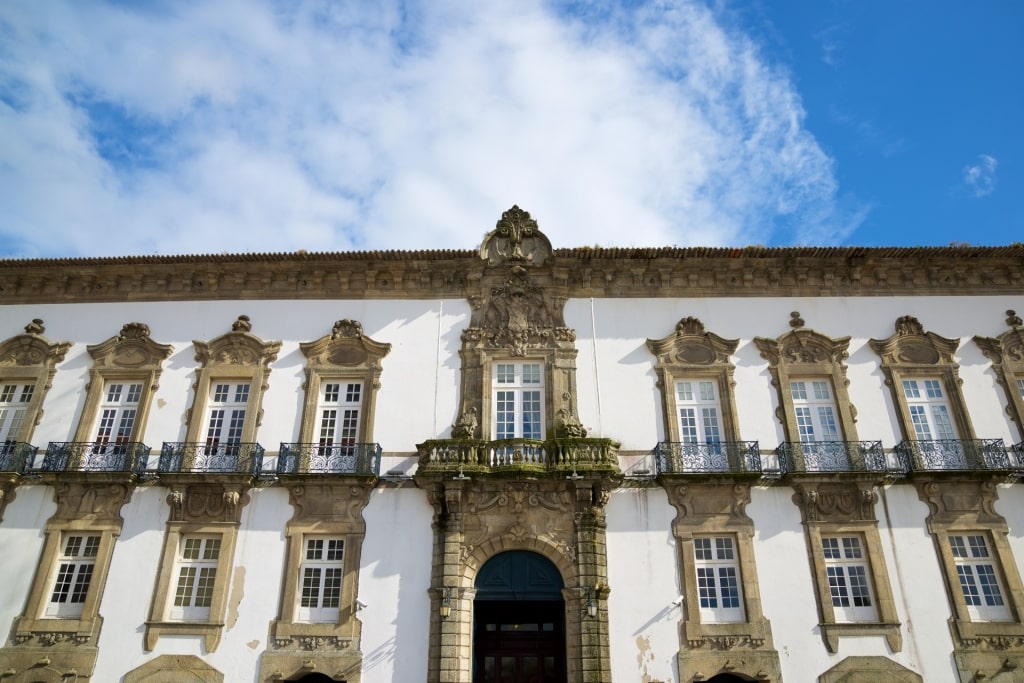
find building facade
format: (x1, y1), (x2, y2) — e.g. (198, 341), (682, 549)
(1, 206), (1023, 682)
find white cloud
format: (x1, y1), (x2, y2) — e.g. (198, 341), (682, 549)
(963, 154), (998, 198)
(0, 0), (866, 257)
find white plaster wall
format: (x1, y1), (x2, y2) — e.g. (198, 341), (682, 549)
(605, 487), (680, 683)
(359, 487), (434, 683)
(0, 485), (55, 632)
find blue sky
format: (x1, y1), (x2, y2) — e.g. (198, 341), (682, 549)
(0, 0), (1020, 257)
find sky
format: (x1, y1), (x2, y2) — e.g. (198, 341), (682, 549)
(0, 0), (1021, 258)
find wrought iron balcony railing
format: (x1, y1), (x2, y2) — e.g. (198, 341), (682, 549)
(777, 441), (889, 475)
(417, 437), (620, 474)
(654, 441), (762, 475)
(0, 442), (37, 473)
(277, 442), (382, 476)
(894, 439), (1010, 472)
(41, 441), (150, 473)
(159, 442), (264, 475)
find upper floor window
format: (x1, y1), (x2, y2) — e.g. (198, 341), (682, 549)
(317, 382), (361, 450)
(0, 382), (34, 446)
(204, 382), (250, 452)
(903, 379), (958, 440)
(94, 382), (143, 450)
(822, 534), (878, 622)
(694, 535), (745, 623)
(791, 380), (841, 442)
(949, 533), (1011, 621)
(46, 534), (100, 618)
(297, 536), (345, 623)
(676, 381), (722, 445)
(493, 362), (544, 440)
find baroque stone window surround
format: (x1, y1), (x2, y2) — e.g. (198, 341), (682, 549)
(664, 483), (782, 683)
(0, 477), (133, 678)
(184, 315), (281, 452)
(753, 316), (860, 467)
(869, 315), (976, 443)
(260, 483), (372, 683)
(296, 319), (391, 446)
(791, 480), (902, 653)
(646, 317), (742, 444)
(70, 322), (173, 447)
(974, 309), (1024, 443)
(915, 479), (1024, 680)
(144, 480), (250, 652)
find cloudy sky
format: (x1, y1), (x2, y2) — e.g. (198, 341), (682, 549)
(1, 1), (1020, 258)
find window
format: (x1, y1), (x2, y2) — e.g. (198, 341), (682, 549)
(676, 381), (722, 445)
(94, 382), (142, 452)
(694, 536), (744, 623)
(46, 534), (100, 618)
(821, 535), (878, 622)
(902, 379), (958, 441)
(297, 536), (345, 623)
(493, 362), (544, 440)
(317, 383), (361, 452)
(791, 381), (840, 443)
(204, 382), (249, 453)
(949, 534), (1011, 622)
(0, 382), (33, 445)
(170, 536), (221, 621)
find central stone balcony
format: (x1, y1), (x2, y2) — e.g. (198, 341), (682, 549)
(416, 437), (621, 477)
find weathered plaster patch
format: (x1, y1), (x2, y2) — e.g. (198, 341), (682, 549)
(227, 566), (245, 629)
(636, 634), (654, 682)
(247, 639), (260, 650)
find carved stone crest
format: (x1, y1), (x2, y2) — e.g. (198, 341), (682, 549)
(479, 205), (553, 267)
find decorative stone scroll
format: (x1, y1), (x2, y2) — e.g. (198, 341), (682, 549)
(974, 310), (1024, 441)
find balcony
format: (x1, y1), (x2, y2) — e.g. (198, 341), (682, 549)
(41, 441), (150, 473)
(158, 442), (264, 475)
(417, 438), (620, 476)
(894, 439), (1010, 472)
(0, 442), (37, 474)
(277, 442), (382, 476)
(777, 441), (890, 475)
(654, 441), (762, 476)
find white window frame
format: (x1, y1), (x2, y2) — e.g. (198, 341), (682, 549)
(492, 362), (544, 440)
(45, 534), (101, 618)
(675, 380), (722, 445)
(93, 381), (143, 450)
(902, 378), (958, 441)
(821, 534), (878, 622)
(0, 382), (34, 447)
(316, 382), (361, 452)
(693, 535), (745, 623)
(297, 536), (345, 623)
(791, 380), (841, 443)
(204, 382), (250, 452)
(169, 535), (222, 622)
(949, 533), (1012, 622)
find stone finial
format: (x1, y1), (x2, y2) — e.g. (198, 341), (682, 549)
(675, 316), (706, 336)
(789, 311), (805, 329)
(119, 322), (151, 340)
(1007, 310), (1022, 328)
(24, 318), (44, 334)
(331, 319), (363, 339)
(894, 315), (925, 336)
(232, 315), (252, 332)
(479, 205), (553, 267)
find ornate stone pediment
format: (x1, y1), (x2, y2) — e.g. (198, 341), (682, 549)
(87, 321), (173, 369)
(754, 326), (850, 368)
(479, 205), (553, 268)
(869, 315), (959, 366)
(647, 317), (738, 366)
(193, 315), (281, 368)
(0, 319), (71, 368)
(300, 319), (391, 370)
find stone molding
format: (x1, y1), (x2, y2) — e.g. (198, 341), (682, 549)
(664, 483), (781, 683)
(915, 479), (1024, 681)
(71, 321), (173, 444)
(296, 319), (391, 445)
(124, 654), (224, 683)
(818, 656), (923, 683)
(3, 243), (1024, 305)
(0, 319), (71, 445)
(974, 310), (1024, 442)
(870, 315), (975, 443)
(754, 315), (859, 451)
(647, 317), (743, 444)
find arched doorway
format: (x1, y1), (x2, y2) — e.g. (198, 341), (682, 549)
(474, 550), (566, 683)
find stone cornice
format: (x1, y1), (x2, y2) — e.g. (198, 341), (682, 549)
(0, 245), (1022, 304)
